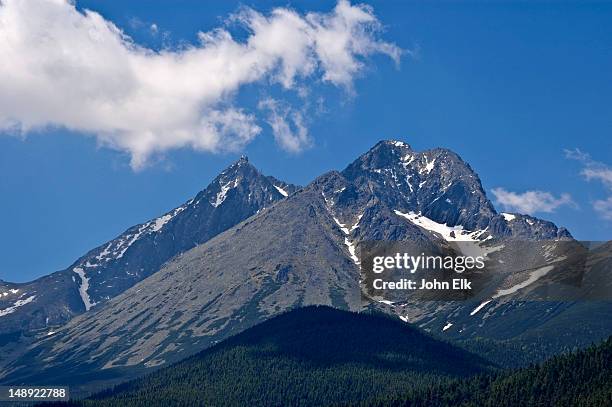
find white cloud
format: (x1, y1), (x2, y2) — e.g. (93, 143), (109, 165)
(593, 197), (612, 220)
(565, 148), (612, 220)
(258, 98), (311, 153)
(491, 188), (574, 215)
(565, 148), (612, 190)
(0, 0), (400, 168)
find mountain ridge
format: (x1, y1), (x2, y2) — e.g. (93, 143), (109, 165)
(1, 140), (589, 390)
(0, 157), (299, 363)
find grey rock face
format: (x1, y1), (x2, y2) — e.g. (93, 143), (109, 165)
(340, 140), (569, 239)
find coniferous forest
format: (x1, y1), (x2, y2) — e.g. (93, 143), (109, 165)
(363, 337), (612, 407)
(42, 306), (611, 407)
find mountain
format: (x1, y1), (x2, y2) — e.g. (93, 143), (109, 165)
(328, 142), (608, 358)
(1, 169), (364, 390)
(365, 336), (612, 407)
(1, 140), (607, 390)
(68, 306), (494, 406)
(339, 140), (569, 238)
(0, 157), (297, 358)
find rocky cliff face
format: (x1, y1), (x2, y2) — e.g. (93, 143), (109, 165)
(339, 140), (569, 239)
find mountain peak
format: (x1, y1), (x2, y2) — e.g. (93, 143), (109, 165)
(339, 142), (572, 236)
(374, 139), (413, 150)
(231, 154), (251, 168)
(216, 155), (258, 181)
(340, 141), (497, 231)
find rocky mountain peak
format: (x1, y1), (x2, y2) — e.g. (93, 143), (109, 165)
(200, 158), (299, 210)
(322, 141), (569, 240)
(216, 155), (256, 179)
(339, 141), (496, 231)
(0, 158), (299, 338)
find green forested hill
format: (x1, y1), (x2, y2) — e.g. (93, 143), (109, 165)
(364, 337), (612, 407)
(71, 306), (492, 407)
(50, 306), (611, 407)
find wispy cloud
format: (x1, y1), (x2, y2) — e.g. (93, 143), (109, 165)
(491, 188), (575, 215)
(593, 197), (612, 220)
(565, 148), (612, 189)
(0, 0), (400, 168)
(565, 148), (612, 220)
(258, 98), (311, 153)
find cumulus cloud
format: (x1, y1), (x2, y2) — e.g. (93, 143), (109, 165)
(0, 0), (400, 168)
(491, 188), (575, 215)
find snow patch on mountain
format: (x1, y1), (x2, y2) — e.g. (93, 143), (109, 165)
(350, 213), (364, 231)
(344, 237), (360, 265)
(331, 215), (360, 265)
(150, 206), (186, 232)
(116, 225), (148, 259)
(150, 213), (174, 232)
(493, 265), (556, 298)
(393, 210), (480, 242)
(1, 289), (19, 297)
(95, 243), (113, 263)
(321, 191), (334, 207)
(424, 157), (436, 174)
(501, 213), (516, 222)
(333, 216), (350, 235)
(401, 153), (415, 166)
(393, 210), (504, 258)
(73, 267), (96, 311)
(86, 204), (190, 268)
(212, 178), (239, 207)
(406, 176), (414, 193)
(325, 196), (361, 266)
(394, 210), (504, 257)
(273, 185), (289, 197)
(470, 300), (492, 316)
(0, 295), (36, 317)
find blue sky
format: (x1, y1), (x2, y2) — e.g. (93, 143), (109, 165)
(1, 0), (611, 282)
